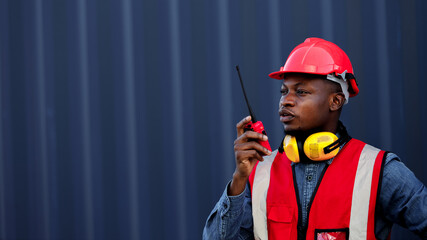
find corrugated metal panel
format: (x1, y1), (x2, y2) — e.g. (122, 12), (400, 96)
(0, 0), (425, 239)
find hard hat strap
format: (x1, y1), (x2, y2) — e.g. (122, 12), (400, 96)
(326, 72), (350, 104)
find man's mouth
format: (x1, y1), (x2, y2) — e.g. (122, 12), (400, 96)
(279, 109), (295, 122)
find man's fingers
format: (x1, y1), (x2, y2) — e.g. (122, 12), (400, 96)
(235, 149), (264, 163)
(236, 116), (252, 136)
(234, 130), (268, 145)
(234, 141), (272, 156)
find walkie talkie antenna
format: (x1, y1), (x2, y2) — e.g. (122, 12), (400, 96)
(236, 65), (257, 122)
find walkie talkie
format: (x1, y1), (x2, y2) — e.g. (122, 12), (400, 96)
(235, 65), (272, 152)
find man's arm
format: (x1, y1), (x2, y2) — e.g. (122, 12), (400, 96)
(376, 153), (427, 239)
(203, 116), (271, 239)
(202, 182), (253, 240)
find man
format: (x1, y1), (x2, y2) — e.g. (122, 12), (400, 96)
(203, 38), (427, 239)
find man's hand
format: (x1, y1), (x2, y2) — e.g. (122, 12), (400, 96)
(228, 116), (272, 196)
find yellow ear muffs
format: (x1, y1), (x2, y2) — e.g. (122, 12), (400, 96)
(303, 132), (339, 161)
(283, 132), (340, 162)
(283, 135), (300, 163)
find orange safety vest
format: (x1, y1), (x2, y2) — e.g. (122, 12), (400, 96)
(249, 139), (386, 240)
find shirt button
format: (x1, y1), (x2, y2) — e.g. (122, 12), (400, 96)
(306, 175), (313, 181)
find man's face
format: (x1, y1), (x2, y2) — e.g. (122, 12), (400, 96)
(278, 74), (334, 134)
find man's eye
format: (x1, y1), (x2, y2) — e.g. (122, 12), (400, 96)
(297, 89), (309, 94)
(280, 89), (288, 94)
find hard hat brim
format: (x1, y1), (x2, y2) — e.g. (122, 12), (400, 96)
(268, 70), (327, 80)
(268, 70), (287, 80)
(269, 70), (359, 98)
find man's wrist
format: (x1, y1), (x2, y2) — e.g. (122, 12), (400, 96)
(228, 173), (248, 196)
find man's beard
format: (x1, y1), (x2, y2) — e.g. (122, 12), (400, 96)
(283, 127), (324, 138)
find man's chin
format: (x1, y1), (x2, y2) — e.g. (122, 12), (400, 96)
(283, 125), (302, 136)
(284, 129), (303, 136)
(283, 124), (324, 137)
(283, 124), (313, 135)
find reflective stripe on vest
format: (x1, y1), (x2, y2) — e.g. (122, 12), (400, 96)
(251, 150), (277, 240)
(249, 139), (385, 240)
(349, 144), (380, 239)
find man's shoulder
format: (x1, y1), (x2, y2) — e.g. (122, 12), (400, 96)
(347, 138), (401, 165)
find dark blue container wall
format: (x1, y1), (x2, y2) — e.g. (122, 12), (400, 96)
(0, 0), (426, 239)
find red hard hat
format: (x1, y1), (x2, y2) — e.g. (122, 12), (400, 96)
(269, 37), (359, 97)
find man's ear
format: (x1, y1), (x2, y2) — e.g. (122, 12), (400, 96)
(329, 93), (345, 111)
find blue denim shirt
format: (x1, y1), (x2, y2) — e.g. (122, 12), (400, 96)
(202, 152), (427, 239)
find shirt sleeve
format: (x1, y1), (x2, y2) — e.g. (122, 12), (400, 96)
(202, 181), (254, 240)
(376, 153), (427, 239)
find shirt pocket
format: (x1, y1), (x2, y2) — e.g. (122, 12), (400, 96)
(267, 205), (295, 240)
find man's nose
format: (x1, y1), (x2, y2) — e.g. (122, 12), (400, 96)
(280, 93), (295, 107)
